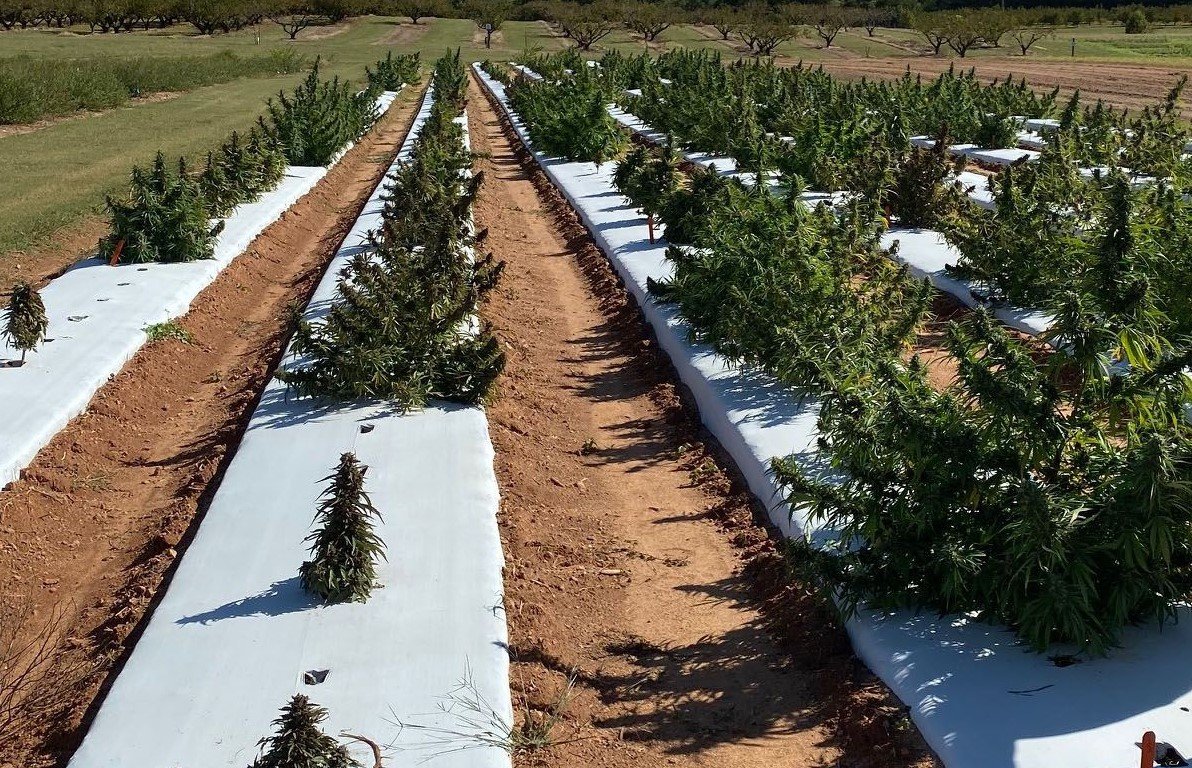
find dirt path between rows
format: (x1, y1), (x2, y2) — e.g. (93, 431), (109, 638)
(468, 76), (935, 768)
(0, 84), (426, 768)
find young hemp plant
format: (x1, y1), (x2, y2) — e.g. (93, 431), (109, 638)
(3, 282), (48, 366)
(612, 143), (682, 243)
(250, 694), (361, 768)
(300, 453), (386, 604)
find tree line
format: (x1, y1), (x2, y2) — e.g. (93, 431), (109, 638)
(3, 0), (1192, 44)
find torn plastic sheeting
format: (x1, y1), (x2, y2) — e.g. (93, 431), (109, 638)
(476, 63), (1192, 768)
(68, 84), (512, 768)
(0, 92), (399, 488)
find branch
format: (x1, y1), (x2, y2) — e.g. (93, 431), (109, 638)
(340, 732), (384, 768)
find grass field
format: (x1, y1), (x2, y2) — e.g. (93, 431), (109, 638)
(2, 15), (1192, 261)
(0, 16), (564, 257)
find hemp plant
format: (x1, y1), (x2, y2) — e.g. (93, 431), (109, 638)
(300, 453), (386, 604)
(613, 143), (682, 243)
(887, 128), (968, 230)
(100, 153), (217, 264)
(3, 281), (48, 365)
(250, 695), (360, 768)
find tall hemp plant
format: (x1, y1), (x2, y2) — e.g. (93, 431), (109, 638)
(99, 153), (220, 264)
(366, 51), (421, 92)
(268, 58), (377, 167)
(886, 128), (968, 229)
(775, 295), (1192, 654)
(3, 282), (48, 365)
(613, 143), (683, 243)
(507, 66), (626, 166)
(301, 453), (386, 604)
(650, 181), (931, 392)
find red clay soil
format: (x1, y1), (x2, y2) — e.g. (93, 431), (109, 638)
(812, 57), (1192, 116)
(0, 85), (425, 768)
(469, 75), (936, 768)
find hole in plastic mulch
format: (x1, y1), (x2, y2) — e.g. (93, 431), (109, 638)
(303, 669), (329, 685)
(360, 424), (375, 434)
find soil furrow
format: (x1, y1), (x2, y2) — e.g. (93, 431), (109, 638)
(469, 74), (935, 768)
(0, 84), (426, 768)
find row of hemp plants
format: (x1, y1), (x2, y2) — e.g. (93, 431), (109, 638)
(505, 56), (626, 167)
(614, 51), (1192, 341)
(249, 54), (499, 765)
(625, 51), (1056, 182)
(605, 121), (1192, 653)
(614, 143), (933, 395)
(555, 49), (1007, 230)
(278, 50), (506, 410)
(944, 80), (1192, 341)
(607, 135), (1191, 653)
(97, 57), (388, 266)
(517, 48), (1192, 648)
(365, 51), (421, 93)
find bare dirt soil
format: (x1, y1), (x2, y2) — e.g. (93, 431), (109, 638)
(469, 75), (936, 768)
(473, 27), (504, 47)
(295, 19), (352, 40)
(0, 85), (425, 768)
(376, 20), (430, 46)
(813, 57), (1192, 115)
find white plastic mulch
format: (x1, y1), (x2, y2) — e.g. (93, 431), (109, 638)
(0, 92), (399, 488)
(478, 63), (1192, 768)
(67, 85), (512, 768)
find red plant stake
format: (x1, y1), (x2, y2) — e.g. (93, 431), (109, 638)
(109, 239), (126, 267)
(1142, 731), (1157, 767)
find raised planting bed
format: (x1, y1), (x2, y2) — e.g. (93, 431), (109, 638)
(606, 101), (1056, 337)
(909, 135), (1042, 166)
(477, 62), (1192, 768)
(0, 92), (400, 488)
(67, 84), (512, 768)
